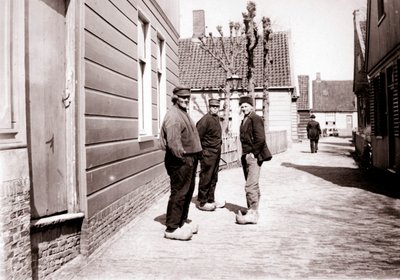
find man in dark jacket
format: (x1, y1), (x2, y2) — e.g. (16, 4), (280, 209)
(306, 114), (321, 153)
(160, 86), (202, 240)
(236, 95), (268, 225)
(196, 98), (225, 211)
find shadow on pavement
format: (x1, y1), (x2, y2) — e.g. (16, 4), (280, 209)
(281, 162), (400, 199)
(224, 202), (247, 214)
(321, 149), (354, 157)
(321, 141), (354, 147)
(154, 213), (166, 225)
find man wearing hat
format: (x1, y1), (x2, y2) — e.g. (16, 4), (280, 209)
(236, 95), (270, 224)
(306, 114), (321, 153)
(196, 98), (225, 211)
(160, 85), (202, 240)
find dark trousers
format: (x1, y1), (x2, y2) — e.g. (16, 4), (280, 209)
(164, 150), (198, 230)
(310, 139), (319, 153)
(197, 148), (221, 205)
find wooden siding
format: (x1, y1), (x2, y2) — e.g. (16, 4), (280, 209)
(87, 163), (165, 217)
(367, 0), (400, 73)
(87, 150), (164, 195)
(86, 139), (160, 169)
(86, 90), (137, 118)
(86, 117), (138, 144)
(269, 90), (292, 142)
(84, 0), (180, 217)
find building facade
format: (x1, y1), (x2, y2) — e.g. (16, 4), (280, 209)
(0, 0), (179, 278)
(365, 0), (400, 174)
(312, 73), (358, 137)
(297, 75), (311, 140)
(353, 9), (371, 159)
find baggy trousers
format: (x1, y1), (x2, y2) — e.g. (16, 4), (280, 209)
(165, 150), (198, 230)
(310, 139), (319, 153)
(198, 147), (221, 204)
(241, 154), (261, 210)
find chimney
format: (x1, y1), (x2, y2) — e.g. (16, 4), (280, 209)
(192, 10), (205, 41)
(316, 72), (321, 83)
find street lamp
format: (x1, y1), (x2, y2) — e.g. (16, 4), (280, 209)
(226, 74), (242, 91)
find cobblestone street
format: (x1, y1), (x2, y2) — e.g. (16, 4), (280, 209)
(52, 137), (400, 280)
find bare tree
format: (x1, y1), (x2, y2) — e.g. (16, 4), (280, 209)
(262, 16), (273, 132)
(198, 22), (245, 134)
(198, 1), (272, 134)
(242, 1), (258, 100)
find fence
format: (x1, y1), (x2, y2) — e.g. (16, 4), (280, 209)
(220, 130), (288, 169)
(266, 130), (287, 155)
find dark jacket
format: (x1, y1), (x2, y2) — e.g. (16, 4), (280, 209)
(307, 119), (321, 140)
(240, 111), (266, 158)
(160, 104), (202, 158)
(196, 112), (222, 150)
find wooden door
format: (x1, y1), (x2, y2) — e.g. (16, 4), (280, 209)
(28, 0), (68, 218)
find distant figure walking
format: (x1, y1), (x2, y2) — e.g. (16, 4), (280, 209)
(196, 98), (225, 211)
(306, 114), (321, 153)
(160, 86), (202, 241)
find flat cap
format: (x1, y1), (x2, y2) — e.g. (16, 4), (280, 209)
(239, 95), (253, 106)
(208, 98), (220, 107)
(173, 86), (191, 97)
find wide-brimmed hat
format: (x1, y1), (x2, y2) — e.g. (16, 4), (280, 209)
(173, 86), (191, 97)
(239, 96), (253, 106)
(310, 114), (316, 119)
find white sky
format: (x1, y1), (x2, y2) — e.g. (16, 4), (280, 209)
(180, 0), (367, 81)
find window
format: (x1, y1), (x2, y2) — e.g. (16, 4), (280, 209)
(0, 0), (26, 148)
(373, 73), (387, 136)
(157, 34), (166, 134)
(137, 14), (152, 139)
(255, 97), (263, 117)
(325, 113), (335, 126)
(377, 0), (385, 23)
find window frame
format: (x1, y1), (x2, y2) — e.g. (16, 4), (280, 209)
(156, 32), (166, 136)
(0, 0), (26, 149)
(377, 0), (386, 25)
(137, 11), (153, 141)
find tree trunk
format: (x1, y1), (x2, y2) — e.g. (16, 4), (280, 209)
(262, 17), (272, 132)
(221, 84), (231, 135)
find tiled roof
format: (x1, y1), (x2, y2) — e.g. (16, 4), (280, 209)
(312, 80), (356, 112)
(297, 75), (309, 110)
(179, 31), (292, 90)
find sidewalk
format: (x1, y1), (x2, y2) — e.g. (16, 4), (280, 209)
(51, 137), (400, 280)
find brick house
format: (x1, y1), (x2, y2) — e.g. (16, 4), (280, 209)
(0, 0), (179, 278)
(179, 10), (298, 148)
(311, 73), (357, 137)
(365, 0), (400, 174)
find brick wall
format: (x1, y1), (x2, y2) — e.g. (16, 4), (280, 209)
(30, 215), (83, 280)
(82, 173), (170, 255)
(0, 149), (32, 280)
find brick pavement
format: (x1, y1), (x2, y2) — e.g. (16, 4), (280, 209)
(51, 137), (400, 280)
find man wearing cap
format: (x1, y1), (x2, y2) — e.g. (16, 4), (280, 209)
(196, 98), (225, 211)
(160, 86), (202, 240)
(306, 114), (321, 153)
(236, 95), (269, 224)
